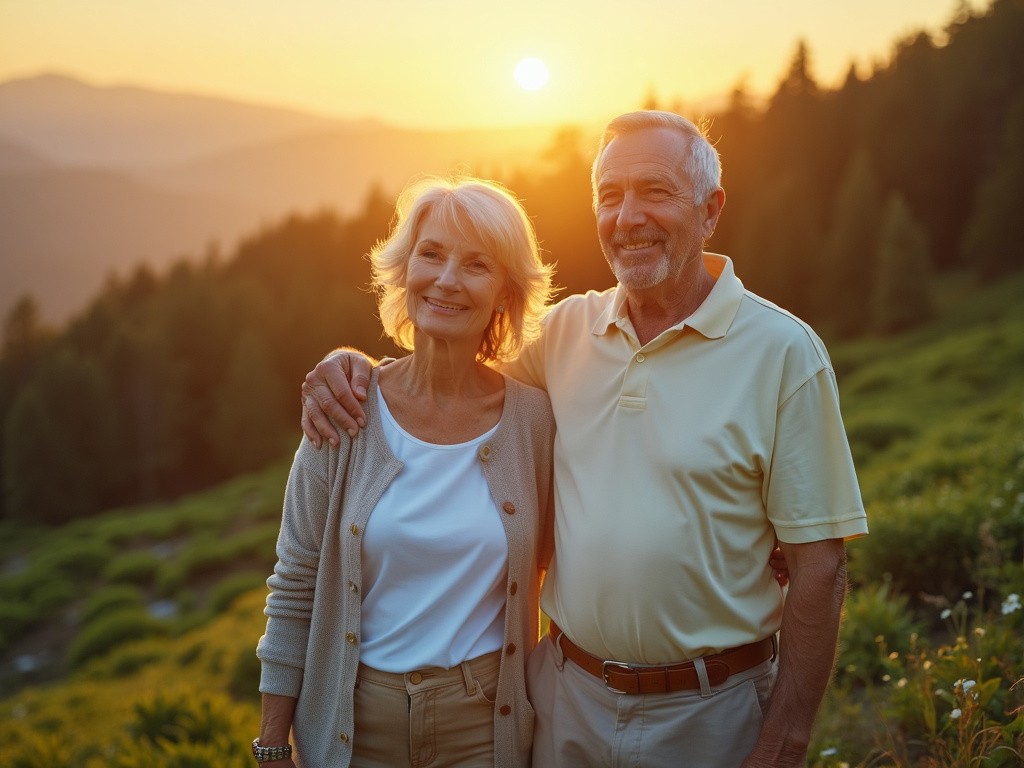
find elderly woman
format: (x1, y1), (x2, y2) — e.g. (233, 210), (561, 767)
(255, 177), (556, 768)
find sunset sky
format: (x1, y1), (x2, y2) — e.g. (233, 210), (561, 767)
(1, 0), (985, 129)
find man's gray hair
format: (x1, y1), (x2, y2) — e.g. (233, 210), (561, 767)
(591, 110), (722, 205)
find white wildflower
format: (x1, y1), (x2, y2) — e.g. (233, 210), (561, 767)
(962, 591), (973, 600)
(1002, 593), (1021, 615)
(941, 608), (952, 620)
(820, 747), (838, 757)
(950, 708), (962, 720)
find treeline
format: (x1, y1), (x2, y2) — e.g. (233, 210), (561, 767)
(2, 0), (1022, 524)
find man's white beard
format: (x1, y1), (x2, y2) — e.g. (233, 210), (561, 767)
(611, 254), (671, 290)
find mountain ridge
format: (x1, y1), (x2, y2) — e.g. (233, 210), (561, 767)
(0, 73), (567, 323)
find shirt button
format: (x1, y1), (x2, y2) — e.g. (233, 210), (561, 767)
(502, 501), (516, 515)
(479, 444), (492, 460)
(509, 581), (518, 596)
(349, 582), (358, 593)
(339, 733), (349, 743)
(345, 632), (357, 644)
(499, 705), (512, 716)
(506, 643), (517, 655)
(350, 524), (360, 536)
(409, 671), (423, 685)
(635, 353), (646, 363)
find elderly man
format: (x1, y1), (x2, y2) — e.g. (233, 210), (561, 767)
(301, 110), (867, 767)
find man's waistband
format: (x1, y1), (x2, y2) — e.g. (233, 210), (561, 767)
(549, 622), (776, 695)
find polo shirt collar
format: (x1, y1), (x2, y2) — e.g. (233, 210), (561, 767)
(591, 253), (744, 340)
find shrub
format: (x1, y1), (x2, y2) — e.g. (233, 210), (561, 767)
(208, 571), (267, 614)
(103, 551), (162, 587)
(81, 585), (146, 624)
(67, 609), (166, 669)
(228, 646), (262, 702)
(838, 580), (921, 686)
(29, 537), (114, 582)
(0, 600), (37, 648)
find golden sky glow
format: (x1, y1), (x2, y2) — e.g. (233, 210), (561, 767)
(0, 0), (986, 129)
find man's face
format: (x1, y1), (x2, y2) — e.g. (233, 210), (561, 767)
(594, 127), (714, 291)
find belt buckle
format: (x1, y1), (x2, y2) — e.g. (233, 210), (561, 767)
(601, 660), (635, 694)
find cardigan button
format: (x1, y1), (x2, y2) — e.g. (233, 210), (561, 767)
(345, 632), (357, 644)
(479, 444), (492, 460)
(506, 643), (517, 655)
(339, 732), (349, 743)
(350, 524), (360, 536)
(509, 581), (518, 596)
(499, 705), (512, 716)
(502, 501), (516, 515)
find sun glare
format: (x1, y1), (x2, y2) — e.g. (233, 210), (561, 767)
(513, 57), (549, 91)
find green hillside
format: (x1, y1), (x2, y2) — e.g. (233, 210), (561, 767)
(1, 274), (1022, 767)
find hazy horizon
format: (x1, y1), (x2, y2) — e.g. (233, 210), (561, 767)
(0, 0), (988, 132)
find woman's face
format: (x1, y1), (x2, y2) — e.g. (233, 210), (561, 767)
(405, 212), (507, 351)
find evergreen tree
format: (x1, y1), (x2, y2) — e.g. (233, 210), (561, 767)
(3, 350), (117, 522)
(871, 193), (933, 334)
(207, 333), (289, 475)
(0, 295), (55, 519)
(3, 386), (62, 522)
(819, 150), (884, 337)
(734, 171), (822, 321)
(960, 89), (1024, 280)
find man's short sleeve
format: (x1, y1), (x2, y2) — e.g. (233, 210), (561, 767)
(766, 369), (868, 543)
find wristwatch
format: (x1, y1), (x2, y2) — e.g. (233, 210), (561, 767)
(252, 737), (292, 762)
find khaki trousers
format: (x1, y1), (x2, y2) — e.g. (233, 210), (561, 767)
(351, 650), (501, 767)
(527, 635), (777, 768)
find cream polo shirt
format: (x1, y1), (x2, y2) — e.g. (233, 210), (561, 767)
(504, 253), (867, 663)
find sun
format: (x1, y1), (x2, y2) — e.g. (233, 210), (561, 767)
(513, 57), (549, 91)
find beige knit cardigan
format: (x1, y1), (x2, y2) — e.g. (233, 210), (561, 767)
(258, 367), (555, 767)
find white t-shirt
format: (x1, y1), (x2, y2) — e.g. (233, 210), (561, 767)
(358, 386), (508, 671)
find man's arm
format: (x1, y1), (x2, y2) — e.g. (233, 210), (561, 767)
(300, 348), (376, 448)
(742, 538), (846, 768)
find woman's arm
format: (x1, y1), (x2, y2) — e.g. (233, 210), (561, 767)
(256, 692), (298, 767)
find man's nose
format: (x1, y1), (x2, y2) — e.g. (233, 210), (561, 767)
(616, 192), (645, 227)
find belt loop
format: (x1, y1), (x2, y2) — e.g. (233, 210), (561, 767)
(551, 629), (566, 671)
(693, 657), (713, 698)
(460, 660), (476, 696)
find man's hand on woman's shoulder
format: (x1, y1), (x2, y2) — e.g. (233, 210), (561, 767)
(300, 348), (375, 447)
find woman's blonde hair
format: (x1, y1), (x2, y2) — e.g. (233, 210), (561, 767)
(371, 176), (555, 363)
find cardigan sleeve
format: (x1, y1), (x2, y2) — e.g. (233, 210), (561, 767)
(257, 435), (338, 697)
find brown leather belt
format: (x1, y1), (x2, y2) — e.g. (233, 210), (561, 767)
(550, 622), (776, 695)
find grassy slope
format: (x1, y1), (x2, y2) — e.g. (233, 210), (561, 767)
(1, 273), (1022, 766)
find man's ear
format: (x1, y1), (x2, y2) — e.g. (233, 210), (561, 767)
(702, 188), (726, 239)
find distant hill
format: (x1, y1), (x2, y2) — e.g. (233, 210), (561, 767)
(0, 72), (346, 169)
(0, 73), (566, 324)
(0, 137), (52, 173)
(149, 123), (571, 217)
(0, 168), (261, 321)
